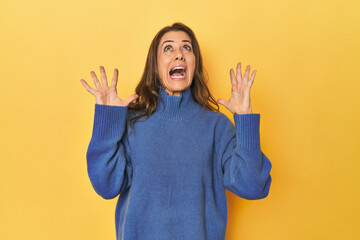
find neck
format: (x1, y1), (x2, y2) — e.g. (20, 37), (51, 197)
(154, 86), (200, 121)
(164, 88), (181, 96)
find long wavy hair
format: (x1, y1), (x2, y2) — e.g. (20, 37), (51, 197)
(127, 22), (219, 133)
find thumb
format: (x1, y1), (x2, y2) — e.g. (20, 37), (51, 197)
(124, 94), (139, 106)
(217, 98), (227, 107)
(217, 98), (233, 113)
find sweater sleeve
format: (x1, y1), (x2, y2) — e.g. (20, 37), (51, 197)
(86, 104), (133, 199)
(216, 113), (272, 200)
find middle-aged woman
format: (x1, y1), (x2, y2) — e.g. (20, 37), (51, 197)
(80, 22), (272, 240)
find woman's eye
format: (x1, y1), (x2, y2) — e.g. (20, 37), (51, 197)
(184, 45), (192, 50)
(164, 45), (191, 51)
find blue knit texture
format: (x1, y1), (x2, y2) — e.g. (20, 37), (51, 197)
(86, 86), (272, 240)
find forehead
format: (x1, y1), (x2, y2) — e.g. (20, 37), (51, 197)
(159, 31), (191, 44)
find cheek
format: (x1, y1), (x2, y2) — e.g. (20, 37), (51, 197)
(158, 56), (170, 71)
(189, 55), (196, 68)
(190, 57), (196, 76)
(157, 59), (166, 74)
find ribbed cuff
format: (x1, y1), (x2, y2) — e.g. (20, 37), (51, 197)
(233, 113), (260, 150)
(91, 104), (128, 139)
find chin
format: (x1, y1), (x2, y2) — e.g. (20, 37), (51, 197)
(163, 78), (192, 92)
(166, 83), (191, 93)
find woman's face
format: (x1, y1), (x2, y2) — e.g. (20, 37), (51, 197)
(157, 31), (195, 96)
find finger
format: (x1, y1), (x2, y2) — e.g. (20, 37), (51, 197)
(243, 65), (251, 82)
(236, 62), (242, 82)
(80, 79), (97, 95)
(229, 69), (237, 90)
(90, 71), (102, 89)
(111, 68), (118, 88)
(249, 70), (257, 86)
(124, 94), (139, 106)
(100, 66), (108, 87)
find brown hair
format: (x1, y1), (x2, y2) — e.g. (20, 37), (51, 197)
(127, 22), (219, 133)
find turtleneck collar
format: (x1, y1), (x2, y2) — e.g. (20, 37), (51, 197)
(155, 85), (200, 121)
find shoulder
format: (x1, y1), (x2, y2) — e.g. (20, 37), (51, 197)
(197, 107), (230, 121)
(210, 111), (235, 144)
(204, 109), (234, 128)
(198, 108), (235, 134)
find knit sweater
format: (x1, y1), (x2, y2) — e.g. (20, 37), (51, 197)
(86, 86), (272, 240)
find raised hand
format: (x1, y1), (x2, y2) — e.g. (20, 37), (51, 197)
(217, 62), (256, 114)
(80, 66), (139, 106)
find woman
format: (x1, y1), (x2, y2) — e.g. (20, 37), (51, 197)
(80, 22), (272, 240)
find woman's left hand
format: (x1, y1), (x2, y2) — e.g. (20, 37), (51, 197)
(217, 62), (256, 114)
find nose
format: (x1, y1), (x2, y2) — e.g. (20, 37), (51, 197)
(175, 49), (184, 61)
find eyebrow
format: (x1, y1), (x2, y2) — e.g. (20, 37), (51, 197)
(161, 40), (192, 47)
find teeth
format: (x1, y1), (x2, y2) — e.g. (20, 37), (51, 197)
(171, 75), (185, 79)
(171, 66), (185, 71)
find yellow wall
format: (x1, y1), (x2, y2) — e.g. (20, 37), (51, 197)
(1, 0), (359, 239)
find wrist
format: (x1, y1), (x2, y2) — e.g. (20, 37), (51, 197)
(235, 107), (252, 114)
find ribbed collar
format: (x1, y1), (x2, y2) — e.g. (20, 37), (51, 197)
(154, 86), (200, 121)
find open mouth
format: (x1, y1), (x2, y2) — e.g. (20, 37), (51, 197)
(169, 66), (186, 79)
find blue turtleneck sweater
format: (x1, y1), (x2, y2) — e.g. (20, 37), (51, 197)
(86, 86), (272, 240)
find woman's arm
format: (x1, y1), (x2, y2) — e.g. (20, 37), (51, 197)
(215, 113), (272, 200)
(215, 61), (272, 199)
(80, 66), (138, 199)
(86, 104), (132, 199)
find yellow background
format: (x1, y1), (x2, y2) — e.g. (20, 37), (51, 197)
(1, 0), (359, 239)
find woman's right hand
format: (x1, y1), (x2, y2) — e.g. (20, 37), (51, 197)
(80, 66), (139, 106)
